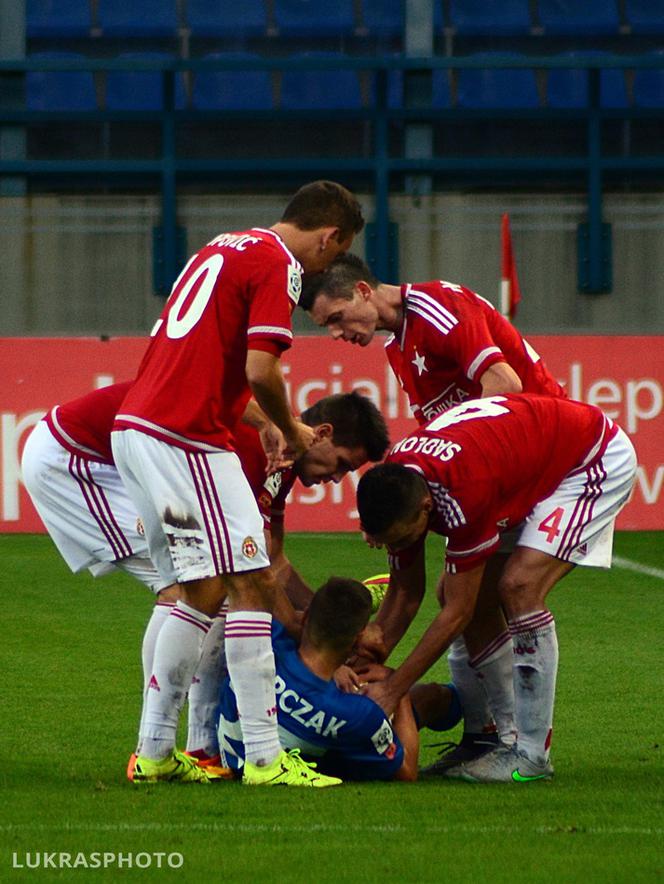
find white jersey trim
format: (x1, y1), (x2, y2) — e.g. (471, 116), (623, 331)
(114, 415), (228, 452)
(250, 227), (302, 270)
(446, 534), (500, 558)
(49, 407), (104, 458)
(248, 325), (293, 339)
(467, 346), (502, 381)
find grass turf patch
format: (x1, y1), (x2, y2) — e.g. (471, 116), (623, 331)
(1, 532), (663, 882)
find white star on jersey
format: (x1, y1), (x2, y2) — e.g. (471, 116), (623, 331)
(412, 349), (427, 376)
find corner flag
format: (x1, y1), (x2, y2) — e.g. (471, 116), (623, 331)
(500, 213), (521, 320)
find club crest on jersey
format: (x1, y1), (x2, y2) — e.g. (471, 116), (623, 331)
(242, 536), (259, 558)
(136, 517), (145, 537)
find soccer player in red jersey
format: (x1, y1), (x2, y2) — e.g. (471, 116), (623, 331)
(111, 181), (365, 787)
(301, 252), (567, 771)
(355, 394), (637, 782)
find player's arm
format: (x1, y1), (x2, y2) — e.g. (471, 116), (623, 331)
(269, 516), (314, 611)
(246, 349), (315, 458)
(479, 361), (522, 397)
(364, 563), (485, 716)
(241, 399), (286, 474)
(373, 549), (427, 656)
(391, 694), (419, 782)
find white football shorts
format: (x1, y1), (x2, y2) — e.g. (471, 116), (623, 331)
(516, 426), (637, 567)
(21, 421), (171, 593)
(111, 429), (270, 582)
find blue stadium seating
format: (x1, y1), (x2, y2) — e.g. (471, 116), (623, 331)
(105, 53), (186, 111)
(281, 52), (363, 109)
(449, 0), (532, 35)
(547, 52), (629, 109)
(633, 51), (664, 107)
(26, 52), (97, 111)
(186, 0), (267, 37)
(192, 53), (273, 110)
(624, 0), (664, 34)
(537, 0), (620, 35)
(273, 0), (355, 37)
(26, 0), (91, 38)
(97, 0), (178, 37)
(456, 53), (539, 109)
(373, 66), (451, 110)
(360, 0), (403, 38)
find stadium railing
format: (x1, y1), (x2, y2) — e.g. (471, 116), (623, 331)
(1, 53), (663, 294)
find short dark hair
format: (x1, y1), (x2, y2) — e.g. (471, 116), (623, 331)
(301, 392), (389, 462)
(356, 463), (427, 535)
(300, 253), (379, 312)
(305, 577), (372, 654)
(281, 181), (365, 243)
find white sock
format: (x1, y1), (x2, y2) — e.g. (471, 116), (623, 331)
(140, 601), (213, 760)
(448, 636), (496, 735)
(225, 611), (281, 767)
(186, 603), (228, 757)
(470, 630), (517, 746)
(136, 601), (175, 754)
(509, 610), (559, 764)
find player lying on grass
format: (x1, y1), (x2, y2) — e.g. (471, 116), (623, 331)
(22, 381), (388, 784)
(218, 577), (463, 783)
(355, 393), (637, 783)
(300, 253), (568, 772)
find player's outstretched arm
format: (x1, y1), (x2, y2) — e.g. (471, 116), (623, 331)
(479, 361), (522, 397)
(365, 563), (485, 716)
(370, 552), (426, 658)
(391, 695), (419, 782)
(246, 350), (315, 458)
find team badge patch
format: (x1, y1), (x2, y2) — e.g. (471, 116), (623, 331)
(136, 517), (145, 537)
(242, 536), (259, 559)
(287, 266), (303, 305)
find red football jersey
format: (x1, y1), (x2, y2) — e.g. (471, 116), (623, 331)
(114, 228), (302, 451)
(385, 280), (565, 424)
(44, 381), (132, 465)
(385, 394), (617, 574)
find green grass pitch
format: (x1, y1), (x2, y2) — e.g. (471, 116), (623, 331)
(1, 531), (663, 883)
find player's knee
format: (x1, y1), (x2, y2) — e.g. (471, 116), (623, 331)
(497, 567), (535, 609)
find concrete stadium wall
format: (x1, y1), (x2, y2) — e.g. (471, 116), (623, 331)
(1, 191), (663, 336)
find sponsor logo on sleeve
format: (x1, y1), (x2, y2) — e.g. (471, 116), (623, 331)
(371, 720), (395, 755)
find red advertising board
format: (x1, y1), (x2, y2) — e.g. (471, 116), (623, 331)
(1, 335), (662, 532)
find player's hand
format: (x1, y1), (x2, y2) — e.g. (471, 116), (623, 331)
(354, 662), (393, 683)
(361, 676), (400, 717)
(283, 421), (316, 461)
(258, 421), (288, 475)
(333, 665), (362, 693)
(352, 622), (387, 664)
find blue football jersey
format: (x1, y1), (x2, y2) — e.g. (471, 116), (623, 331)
(218, 622), (404, 781)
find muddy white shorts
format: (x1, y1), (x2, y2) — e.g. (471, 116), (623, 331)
(111, 429), (270, 582)
(21, 421), (170, 593)
(516, 426), (637, 567)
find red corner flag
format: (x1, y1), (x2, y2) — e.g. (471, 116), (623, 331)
(500, 213), (521, 320)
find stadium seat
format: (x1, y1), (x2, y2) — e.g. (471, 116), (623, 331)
(186, 0), (267, 37)
(456, 53), (539, 109)
(360, 0), (403, 38)
(105, 53), (186, 111)
(281, 52), (363, 109)
(537, 0), (620, 35)
(547, 52), (629, 109)
(192, 53), (273, 110)
(26, 52), (97, 111)
(26, 0), (91, 38)
(273, 0), (356, 37)
(449, 0), (532, 35)
(624, 0), (664, 34)
(633, 51), (664, 108)
(97, 0), (178, 37)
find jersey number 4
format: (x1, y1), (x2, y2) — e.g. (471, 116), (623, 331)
(427, 396), (510, 431)
(537, 506), (565, 543)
